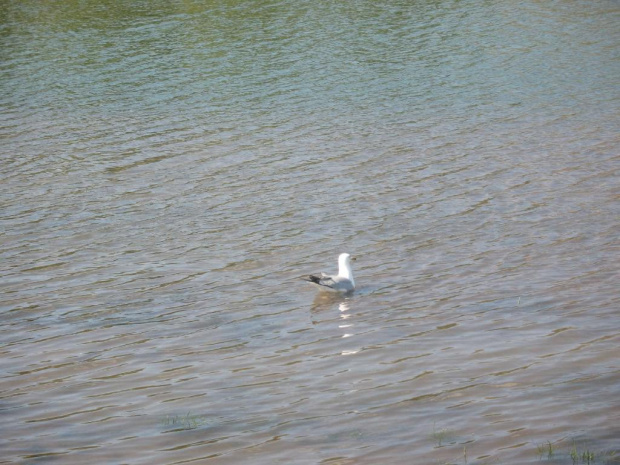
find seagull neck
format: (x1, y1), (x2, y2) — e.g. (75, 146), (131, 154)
(339, 263), (353, 281)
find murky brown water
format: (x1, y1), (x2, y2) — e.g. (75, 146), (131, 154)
(1, 1), (619, 463)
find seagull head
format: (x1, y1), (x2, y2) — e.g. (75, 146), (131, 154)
(339, 252), (355, 270)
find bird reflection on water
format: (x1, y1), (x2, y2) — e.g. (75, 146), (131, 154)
(310, 293), (359, 355)
(339, 301), (359, 355)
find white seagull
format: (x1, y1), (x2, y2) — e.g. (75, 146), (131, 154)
(303, 253), (356, 292)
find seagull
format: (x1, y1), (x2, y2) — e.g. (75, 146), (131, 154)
(303, 253), (356, 292)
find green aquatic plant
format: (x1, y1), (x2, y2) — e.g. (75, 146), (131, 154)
(431, 423), (454, 447)
(537, 440), (556, 459)
(161, 412), (207, 430)
(533, 439), (619, 464)
(570, 442), (595, 464)
(569, 441), (612, 464)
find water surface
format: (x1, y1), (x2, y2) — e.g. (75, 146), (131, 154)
(1, 1), (619, 463)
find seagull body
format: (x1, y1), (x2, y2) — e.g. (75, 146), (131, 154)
(303, 253), (355, 292)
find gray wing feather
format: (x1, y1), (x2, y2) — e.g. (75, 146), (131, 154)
(303, 273), (354, 292)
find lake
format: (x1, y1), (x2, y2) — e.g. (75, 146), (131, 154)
(1, 0), (619, 463)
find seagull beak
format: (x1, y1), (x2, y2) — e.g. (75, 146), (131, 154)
(351, 257), (357, 261)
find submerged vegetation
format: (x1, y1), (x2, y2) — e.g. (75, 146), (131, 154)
(161, 412), (208, 431)
(535, 439), (617, 464)
(536, 440), (559, 460)
(425, 429), (618, 465)
(431, 423), (455, 447)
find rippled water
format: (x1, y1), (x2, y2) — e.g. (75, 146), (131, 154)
(1, 1), (619, 463)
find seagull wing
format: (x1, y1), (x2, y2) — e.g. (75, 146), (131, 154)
(303, 274), (354, 292)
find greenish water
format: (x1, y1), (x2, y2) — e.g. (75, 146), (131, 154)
(1, 1), (619, 464)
